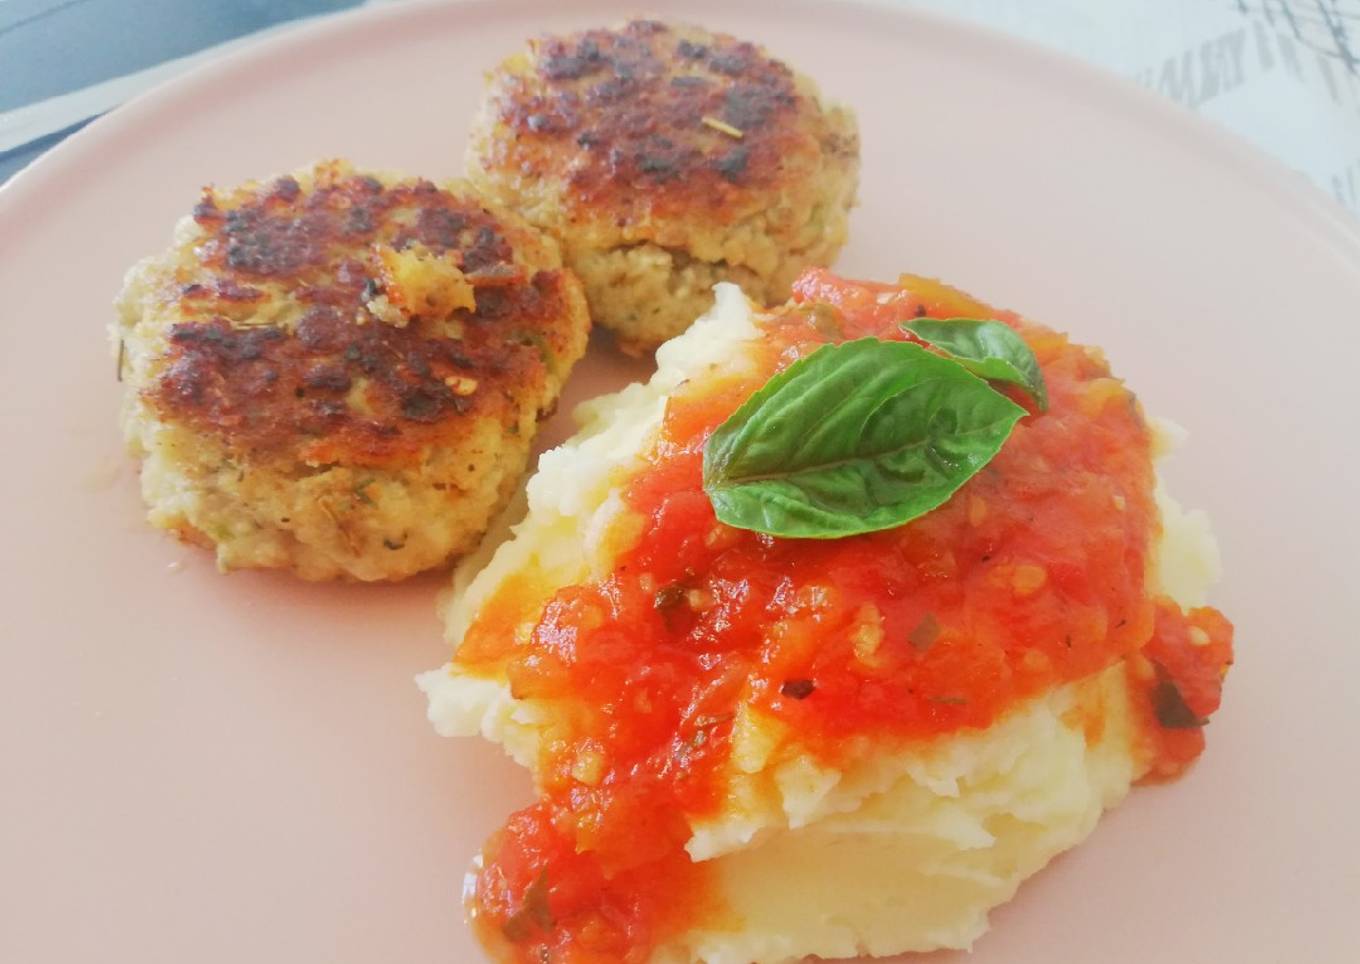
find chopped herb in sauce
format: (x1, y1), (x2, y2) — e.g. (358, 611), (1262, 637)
(1153, 676), (1207, 729)
(780, 678), (815, 700)
(908, 613), (940, 652)
(501, 870), (554, 942)
(654, 583), (687, 609)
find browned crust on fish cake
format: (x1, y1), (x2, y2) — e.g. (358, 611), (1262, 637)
(481, 19), (821, 219)
(142, 162), (583, 469)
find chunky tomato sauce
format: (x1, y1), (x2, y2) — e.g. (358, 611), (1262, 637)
(454, 269), (1234, 963)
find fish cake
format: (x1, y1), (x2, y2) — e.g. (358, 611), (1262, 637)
(113, 160), (589, 582)
(466, 19), (860, 353)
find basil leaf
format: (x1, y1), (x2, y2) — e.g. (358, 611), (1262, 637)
(903, 318), (1048, 411)
(703, 338), (1026, 539)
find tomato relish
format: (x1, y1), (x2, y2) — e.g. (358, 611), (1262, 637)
(454, 269), (1234, 963)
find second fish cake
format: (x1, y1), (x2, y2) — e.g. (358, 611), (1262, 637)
(466, 19), (860, 354)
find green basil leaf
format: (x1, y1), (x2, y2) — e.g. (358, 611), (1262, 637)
(903, 318), (1048, 411)
(702, 338), (1026, 539)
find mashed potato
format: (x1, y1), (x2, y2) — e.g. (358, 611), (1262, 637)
(419, 284), (1224, 961)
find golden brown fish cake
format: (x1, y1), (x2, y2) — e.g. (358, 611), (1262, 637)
(113, 160), (589, 582)
(466, 19), (859, 353)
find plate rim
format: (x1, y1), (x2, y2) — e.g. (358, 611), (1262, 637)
(1, 2), (1357, 960)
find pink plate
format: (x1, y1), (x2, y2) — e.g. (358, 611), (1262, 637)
(2, 1), (1358, 960)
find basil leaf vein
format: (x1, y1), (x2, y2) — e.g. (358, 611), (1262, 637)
(903, 318), (1048, 411)
(702, 339), (1026, 539)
